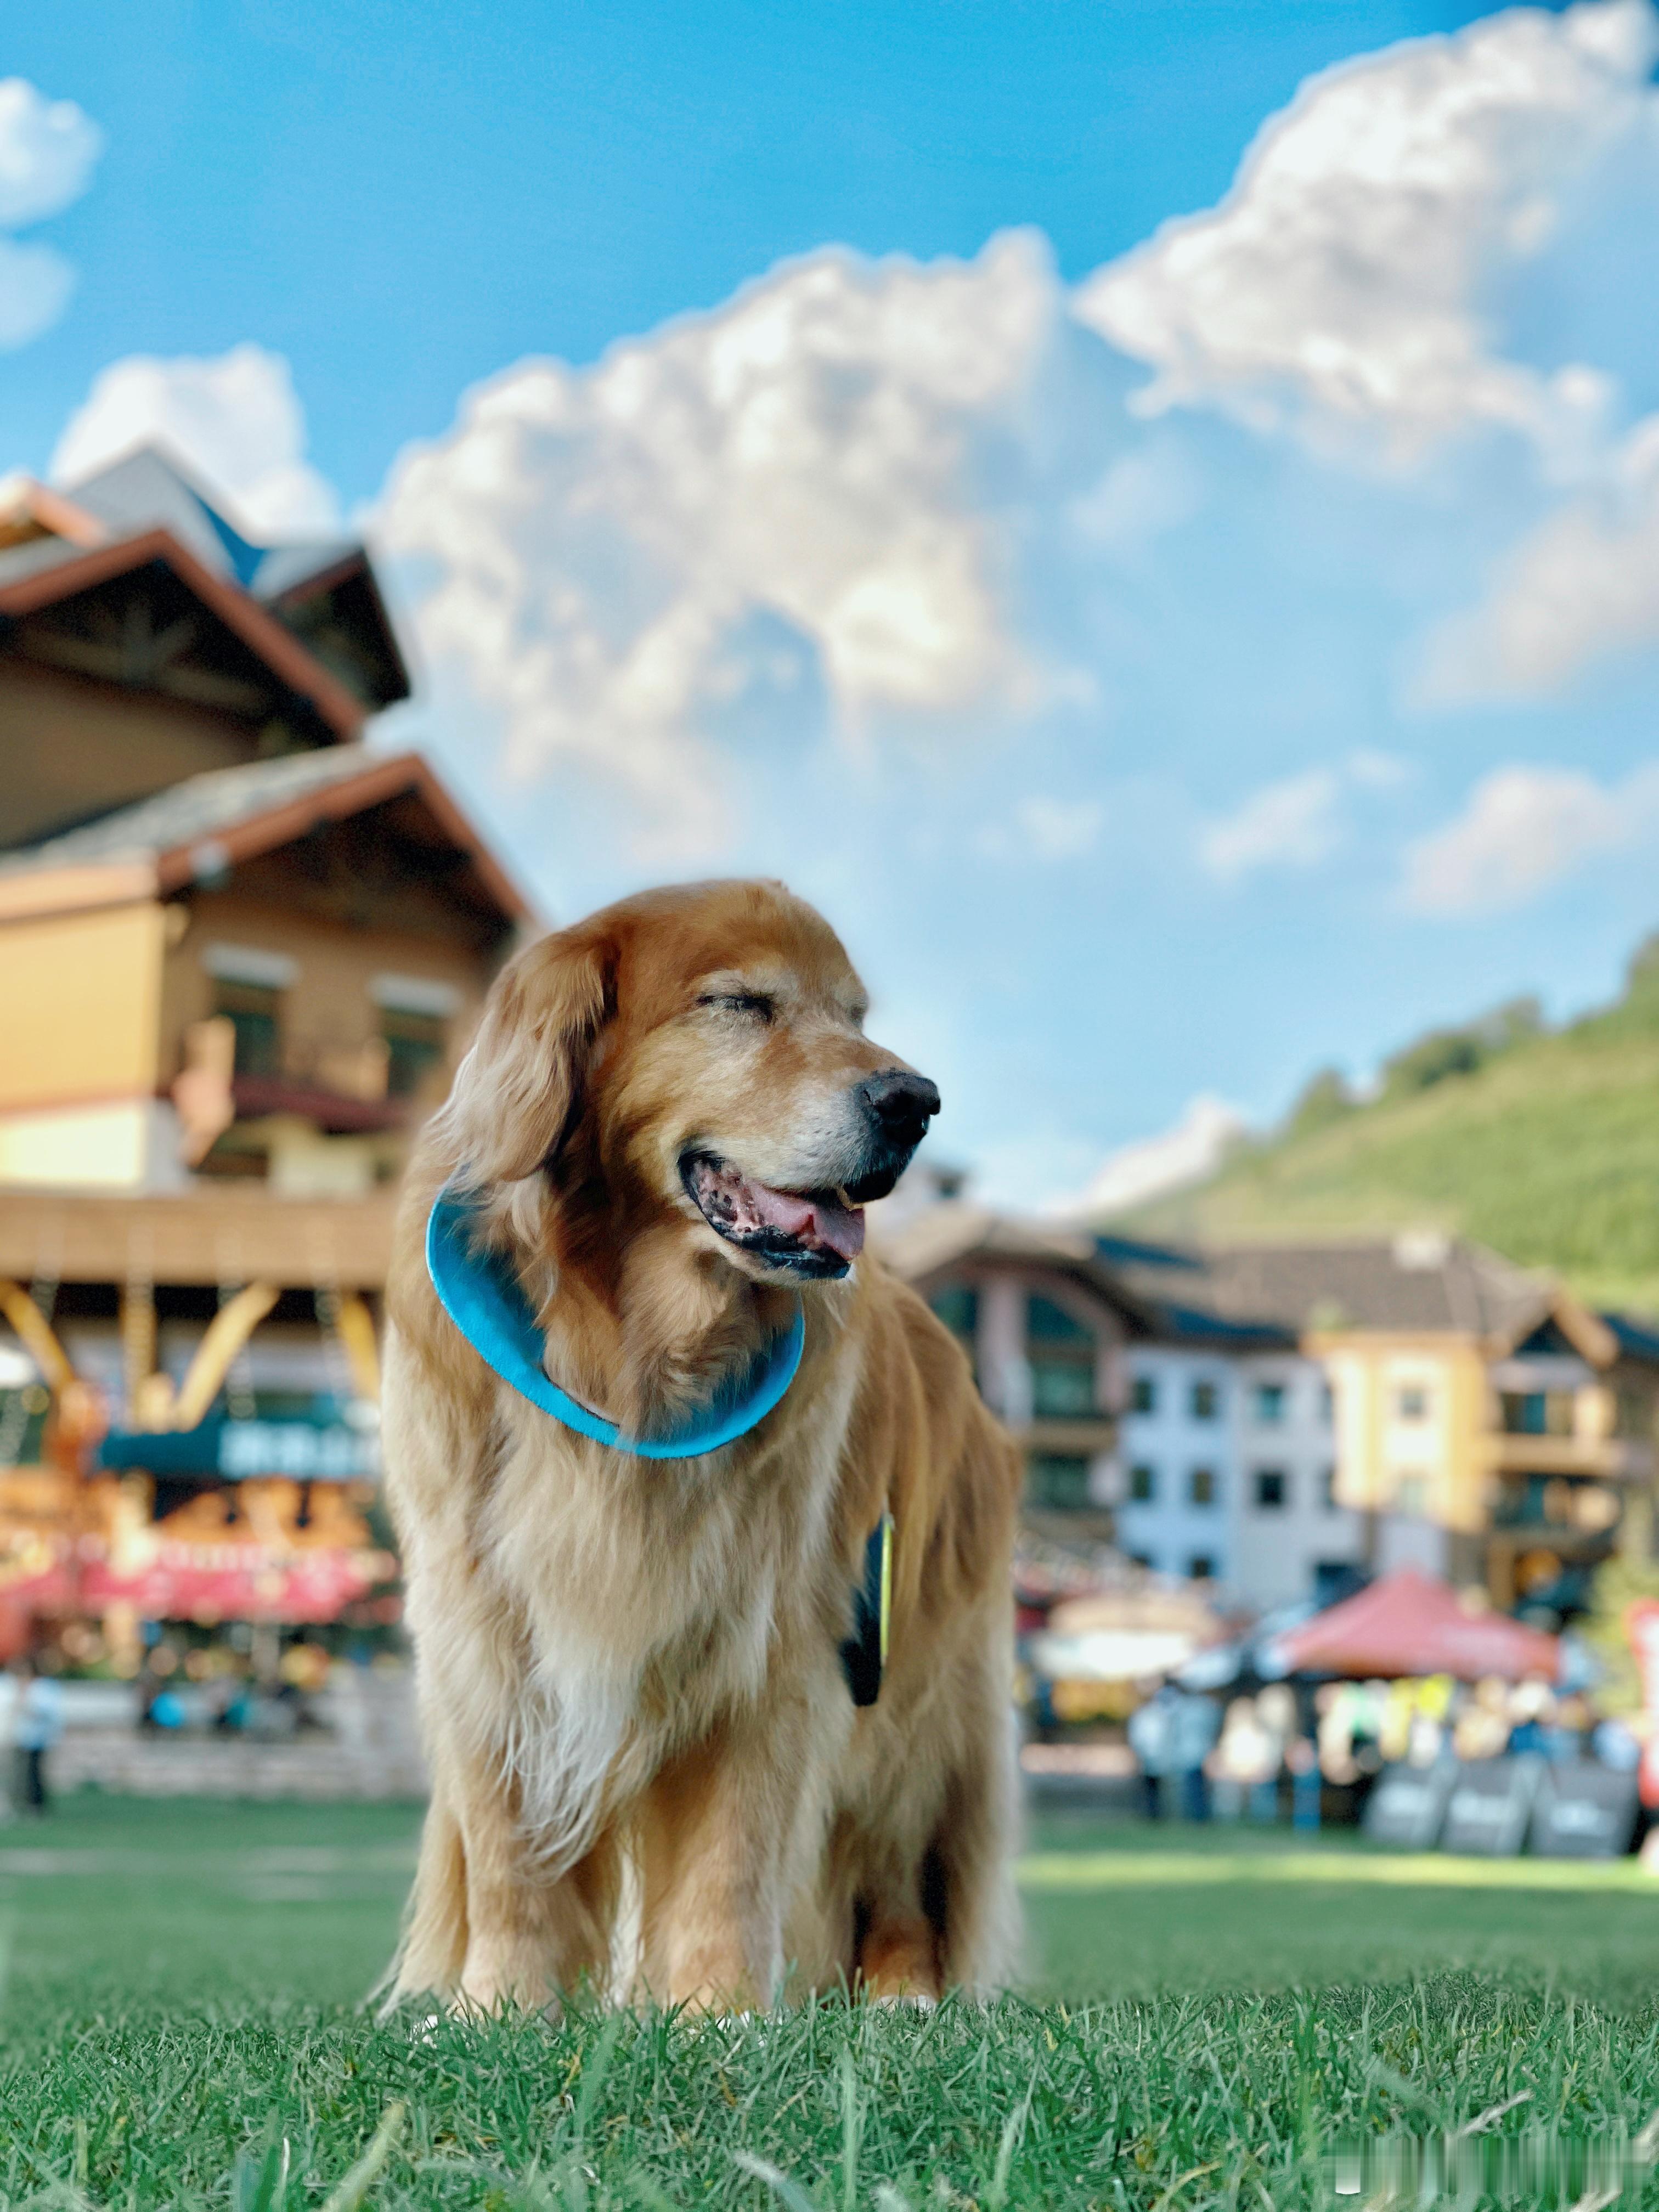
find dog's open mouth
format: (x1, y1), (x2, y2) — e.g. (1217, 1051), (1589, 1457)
(681, 1152), (865, 1277)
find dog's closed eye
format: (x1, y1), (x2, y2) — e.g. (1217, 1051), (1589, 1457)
(698, 990), (774, 1022)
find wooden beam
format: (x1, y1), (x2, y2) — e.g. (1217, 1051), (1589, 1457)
(0, 1187), (397, 1290)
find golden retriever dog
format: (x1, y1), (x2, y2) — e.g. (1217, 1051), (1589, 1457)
(382, 878), (1020, 2015)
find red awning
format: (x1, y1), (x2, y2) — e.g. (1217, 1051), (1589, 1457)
(0, 1537), (382, 1625)
(1270, 1568), (1561, 1683)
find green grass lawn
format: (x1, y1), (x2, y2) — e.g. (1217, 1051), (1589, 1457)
(7, 1794), (1659, 2208)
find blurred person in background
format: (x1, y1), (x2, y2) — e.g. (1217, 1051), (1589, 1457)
(1593, 1712), (1641, 1774)
(1211, 1695), (1280, 1822)
(10, 1652), (64, 1818)
(1209, 1698), (1263, 1821)
(1172, 1686), (1221, 1822)
(1254, 1686), (1296, 1819)
(1128, 1678), (1177, 1819)
(137, 1647), (187, 1733)
(1288, 1735), (1322, 1830)
(1506, 1680), (1553, 1757)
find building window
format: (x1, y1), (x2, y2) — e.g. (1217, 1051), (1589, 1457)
(1319, 1465), (1339, 1513)
(1500, 1390), (1573, 1438)
(1188, 1466), (1217, 1507)
(213, 979), (282, 1077)
(1025, 1291), (1095, 1419)
(1026, 1453), (1093, 1511)
(1190, 1378), (1220, 1421)
(1187, 1554), (1216, 1582)
(380, 1007), (447, 1098)
(1396, 1385), (1432, 1422)
(1253, 1468), (1288, 1510)
(930, 1285), (978, 1341)
(1128, 1463), (1157, 1503)
(1395, 1475), (1428, 1516)
(1030, 1359), (1097, 1419)
(1026, 1293), (1092, 1342)
(1252, 1381), (1286, 1425)
(1130, 1373), (1157, 1416)
(1032, 1361), (1091, 1420)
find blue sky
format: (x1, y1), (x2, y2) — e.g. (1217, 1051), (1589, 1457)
(8, 0), (1659, 1207)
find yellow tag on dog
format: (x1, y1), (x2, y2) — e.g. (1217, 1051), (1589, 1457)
(841, 1510), (893, 1708)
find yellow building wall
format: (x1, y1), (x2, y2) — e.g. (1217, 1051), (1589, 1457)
(0, 900), (166, 1111)
(1321, 1335), (1491, 1535)
(0, 1099), (157, 1187)
(159, 889), (492, 1093)
(1441, 1344), (1491, 1536)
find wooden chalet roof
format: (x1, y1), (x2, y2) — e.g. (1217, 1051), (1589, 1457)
(0, 744), (535, 932)
(1097, 1231), (1632, 1365)
(873, 1200), (1156, 1333)
(0, 445), (409, 725)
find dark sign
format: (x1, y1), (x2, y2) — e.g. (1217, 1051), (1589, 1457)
(1363, 1761), (1455, 1850)
(1440, 1756), (1543, 1857)
(1529, 1762), (1639, 1860)
(99, 1416), (378, 1481)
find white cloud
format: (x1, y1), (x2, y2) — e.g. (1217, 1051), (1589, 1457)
(51, 344), (341, 534)
(0, 237), (75, 350)
(376, 232), (1077, 856)
(1015, 796), (1104, 859)
(0, 80), (102, 351)
(1074, 0), (1655, 465)
(1402, 760), (1659, 913)
(977, 794), (1105, 862)
(1199, 753), (1414, 881)
(1199, 766), (1344, 882)
(1423, 413), (1659, 698)
(0, 78), (101, 228)
(1062, 1095), (1248, 1221)
(1347, 748), (1412, 791)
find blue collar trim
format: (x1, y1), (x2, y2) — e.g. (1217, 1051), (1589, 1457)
(425, 1183), (805, 1460)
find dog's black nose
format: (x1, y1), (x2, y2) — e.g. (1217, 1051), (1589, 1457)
(856, 1070), (941, 1150)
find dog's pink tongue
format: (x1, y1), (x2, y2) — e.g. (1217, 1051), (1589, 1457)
(807, 1192), (866, 1261)
(748, 1179), (866, 1260)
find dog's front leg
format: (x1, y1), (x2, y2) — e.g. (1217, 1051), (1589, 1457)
(426, 1732), (617, 2016)
(636, 1710), (816, 2013)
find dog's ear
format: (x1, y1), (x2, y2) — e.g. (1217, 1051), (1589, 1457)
(437, 926), (613, 1184)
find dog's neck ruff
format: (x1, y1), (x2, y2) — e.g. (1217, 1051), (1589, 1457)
(425, 1183), (806, 1460)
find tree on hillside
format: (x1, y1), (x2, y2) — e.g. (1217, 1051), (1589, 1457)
(1379, 995), (1546, 1103)
(1582, 1553), (1659, 1717)
(1283, 1066), (1355, 1138)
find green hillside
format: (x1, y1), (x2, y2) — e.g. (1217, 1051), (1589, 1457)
(1123, 938), (1659, 1313)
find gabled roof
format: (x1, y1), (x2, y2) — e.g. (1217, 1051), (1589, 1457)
(0, 444), (409, 715)
(1104, 1234), (1545, 1343)
(0, 526), (369, 739)
(1103, 1231), (1641, 1365)
(0, 745), (533, 931)
(61, 446), (363, 614)
(874, 1200), (1155, 1334)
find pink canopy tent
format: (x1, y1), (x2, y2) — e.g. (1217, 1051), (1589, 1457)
(1270, 1567), (1561, 1683)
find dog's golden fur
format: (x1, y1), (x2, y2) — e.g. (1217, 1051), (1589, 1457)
(382, 878), (1021, 2013)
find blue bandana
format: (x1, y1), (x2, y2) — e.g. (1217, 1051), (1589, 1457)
(425, 1183), (805, 1460)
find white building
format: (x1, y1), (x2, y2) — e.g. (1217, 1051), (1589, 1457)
(872, 1204), (1370, 1611)
(1115, 1340), (1364, 1610)
(1100, 1237), (1367, 1612)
